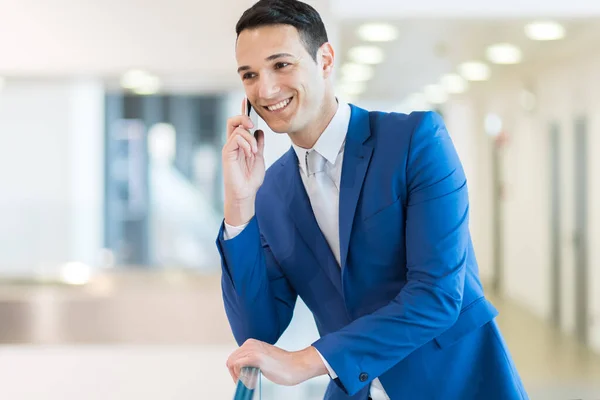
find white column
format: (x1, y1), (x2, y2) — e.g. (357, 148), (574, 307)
(0, 79), (105, 278)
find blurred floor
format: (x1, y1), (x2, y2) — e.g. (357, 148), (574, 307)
(491, 291), (600, 399)
(0, 270), (235, 345)
(0, 270), (599, 399)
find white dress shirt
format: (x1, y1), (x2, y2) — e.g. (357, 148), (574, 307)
(223, 102), (390, 400)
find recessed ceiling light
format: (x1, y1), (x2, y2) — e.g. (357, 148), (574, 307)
(458, 61), (491, 81)
(525, 21), (566, 41)
(348, 46), (385, 64)
(486, 43), (522, 65)
(121, 69), (162, 95)
(440, 74), (468, 94)
(132, 77), (161, 95)
(60, 261), (93, 285)
(357, 23), (398, 42)
(341, 63), (374, 81)
(121, 69), (150, 89)
(424, 84), (448, 104)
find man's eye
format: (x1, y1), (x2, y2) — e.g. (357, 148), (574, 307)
(275, 62), (290, 69)
(243, 73), (256, 80)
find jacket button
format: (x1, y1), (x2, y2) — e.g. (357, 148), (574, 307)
(359, 372), (369, 382)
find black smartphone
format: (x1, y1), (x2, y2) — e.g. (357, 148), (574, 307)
(245, 97), (259, 138)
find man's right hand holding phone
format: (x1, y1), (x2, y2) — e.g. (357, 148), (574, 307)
(222, 98), (265, 227)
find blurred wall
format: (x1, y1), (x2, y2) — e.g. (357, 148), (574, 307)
(0, 80), (105, 277)
(444, 99), (494, 282)
(446, 50), (600, 353)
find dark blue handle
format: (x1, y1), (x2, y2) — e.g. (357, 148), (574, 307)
(233, 367), (260, 400)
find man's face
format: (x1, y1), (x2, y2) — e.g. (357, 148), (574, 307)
(236, 24), (330, 135)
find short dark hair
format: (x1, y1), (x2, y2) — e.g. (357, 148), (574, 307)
(236, 0), (329, 62)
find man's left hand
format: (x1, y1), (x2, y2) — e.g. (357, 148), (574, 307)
(226, 339), (328, 386)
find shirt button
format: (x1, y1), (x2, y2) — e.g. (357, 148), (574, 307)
(359, 372), (369, 382)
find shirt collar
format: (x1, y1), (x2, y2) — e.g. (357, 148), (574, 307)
(292, 101), (351, 176)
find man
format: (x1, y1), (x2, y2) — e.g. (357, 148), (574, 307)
(216, 1), (528, 399)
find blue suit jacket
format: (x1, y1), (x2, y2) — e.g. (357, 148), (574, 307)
(216, 106), (528, 400)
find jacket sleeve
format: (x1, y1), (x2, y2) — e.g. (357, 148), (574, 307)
(312, 111), (468, 395)
(216, 216), (298, 345)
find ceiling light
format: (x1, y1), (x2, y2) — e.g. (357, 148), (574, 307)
(341, 63), (374, 81)
(357, 23), (399, 42)
(348, 46), (385, 64)
(60, 262), (93, 285)
(132, 76), (161, 95)
(458, 61), (491, 81)
(338, 81), (367, 96)
(424, 84), (448, 104)
(486, 43), (522, 65)
(440, 73), (468, 94)
(121, 69), (150, 89)
(525, 21), (566, 41)
(121, 69), (162, 95)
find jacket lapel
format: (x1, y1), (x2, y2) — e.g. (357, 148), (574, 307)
(276, 149), (343, 297)
(339, 105), (374, 269)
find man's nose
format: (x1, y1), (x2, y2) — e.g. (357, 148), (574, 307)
(257, 73), (281, 100)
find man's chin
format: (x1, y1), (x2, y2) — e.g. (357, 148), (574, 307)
(264, 122), (292, 134)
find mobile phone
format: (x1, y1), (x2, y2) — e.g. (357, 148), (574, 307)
(245, 97), (260, 137)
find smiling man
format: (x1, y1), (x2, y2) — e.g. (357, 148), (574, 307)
(215, 1), (528, 399)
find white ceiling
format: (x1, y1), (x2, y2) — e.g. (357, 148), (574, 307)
(0, 0), (598, 101)
(0, 0), (259, 90)
(332, 0), (600, 19)
(0, 0), (334, 92)
(338, 18), (600, 103)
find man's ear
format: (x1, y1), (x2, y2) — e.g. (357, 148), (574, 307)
(319, 42), (335, 79)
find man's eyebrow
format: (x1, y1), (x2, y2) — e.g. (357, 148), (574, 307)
(237, 53), (294, 73)
(265, 52), (294, 61)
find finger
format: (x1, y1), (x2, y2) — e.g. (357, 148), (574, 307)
(241, 98), (247, 116)
(223, 128), (254, 159)
(228, 365), (237, 383)
(233, 363), (241, 382)
(222, 134), (245, 160)
(226, 351), (242, 382)
(227, 115), (254, 137)
(255, 130), (265, 157)
(231, 127), (258, 153)
(234, 135), (254, 160)
(233, 357), (255, 382)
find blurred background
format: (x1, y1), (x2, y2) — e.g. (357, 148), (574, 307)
(0, 0), (599, 398)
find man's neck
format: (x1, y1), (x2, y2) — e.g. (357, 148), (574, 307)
(289, 96), (338, 149)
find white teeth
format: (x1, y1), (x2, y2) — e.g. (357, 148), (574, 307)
(267, 98), (291, 111)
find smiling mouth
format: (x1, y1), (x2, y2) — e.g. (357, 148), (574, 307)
(264, 97), (293, 112)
